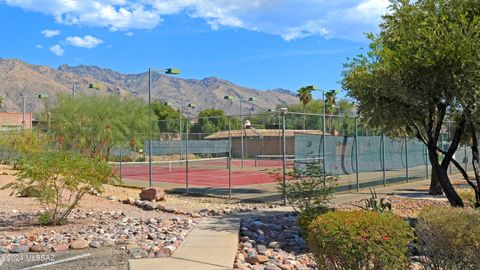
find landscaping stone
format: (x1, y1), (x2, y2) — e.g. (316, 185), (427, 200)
(139, 187), (165, 201)
(52, 244), (69, 252)
(144, 202), (157, 211)
(237, 214), (316, 270)
(29, 245), (47, 252)
(70, 239), (89, 249)
(89, 240), (102, 248)
(10, 245), (29, 253)
(129, 247), (148, 259)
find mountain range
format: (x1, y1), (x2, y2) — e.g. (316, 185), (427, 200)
(0, 58), (298, 116)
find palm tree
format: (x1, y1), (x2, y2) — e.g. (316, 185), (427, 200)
(296, 87), (313, 130)
(325, 90), (338, 134)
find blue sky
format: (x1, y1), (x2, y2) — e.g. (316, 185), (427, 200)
(0, 0), (388, 97)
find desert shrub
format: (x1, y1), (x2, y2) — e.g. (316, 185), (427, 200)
(18, 185), (42, 197)
(357, 188), (392, 212)
(416, 207), (480, 270)
(0, 131), (51, 168)
(298, 207), (328, 237)
(277, 163), (336, 232)
(2, 150), (115, 225)
(308, 211), (414, 270)
(277, 163), (336, 213)
(457, 188), (476, 208)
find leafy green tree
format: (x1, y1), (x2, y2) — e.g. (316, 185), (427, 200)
(342, 0), (480, 206)
(249, 112), (280, 129)
(191, 109), (240, 135)
(296, 87), (314, 130)
(50, 95), (153, 160)
(151, 101), (186, 139)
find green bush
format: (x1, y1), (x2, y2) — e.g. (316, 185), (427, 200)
(457, 189), (477, 208)
(416, 207), (480, 270)
(0, 131), (51, 168)
(277, 163), (336, 213)
(308, 211), (414, 270)
(298, 207), (328, 237)
(2, 150), (116, 225)
(277, 164), (336, 234)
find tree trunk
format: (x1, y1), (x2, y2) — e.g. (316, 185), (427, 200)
(428, 145), (464, 207)
(429, 167), (444, 195)
(469, 125), (480, 207)
(303, 106), (306, 130)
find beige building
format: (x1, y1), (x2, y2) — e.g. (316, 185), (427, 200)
(205, 128), (335, 158)
(0, 112), (32, 131)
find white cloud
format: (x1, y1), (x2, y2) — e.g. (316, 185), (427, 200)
(41, 29), (60, 37)
(35, 44), (44, 49)
(65, 35), (104, 48)
(5, 0), (390, 41)
(49, 44), (64, 56)
(125, 31), (134, 36)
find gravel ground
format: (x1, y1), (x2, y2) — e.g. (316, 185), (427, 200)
(0, 164), (275, 269)
(336, 194), (450, 217)
(234, 194), (453, 270)
(235, 213), (316, 270)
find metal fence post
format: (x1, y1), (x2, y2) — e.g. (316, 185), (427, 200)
(185, 117), (189, 194)
(355, 117), (359, 191)
(228, 116), (232, 200)
(179, 108), (183, 160)
(119, 148), (123, 179)
(382, 133), (386, 187)
(405, 137), (409, 182)
(448, 121), (452, 175)
(322, 92), (327, 185)
(282, 111), (287, 205)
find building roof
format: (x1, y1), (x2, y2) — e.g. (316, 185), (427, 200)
(205, 128), (337, 139)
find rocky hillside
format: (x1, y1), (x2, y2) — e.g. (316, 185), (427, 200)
(0, 58), (297, 116)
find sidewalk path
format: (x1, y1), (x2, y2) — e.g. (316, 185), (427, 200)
(129, 179), (432, 270)
(129, 214), (242, 270)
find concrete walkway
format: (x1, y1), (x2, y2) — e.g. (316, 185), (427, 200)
(129, 179), (432, 270)
(129, 214), (242, 270)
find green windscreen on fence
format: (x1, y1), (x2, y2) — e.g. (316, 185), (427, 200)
(294, 134), (429, 175)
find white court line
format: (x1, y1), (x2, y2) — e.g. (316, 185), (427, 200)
(21, 253), (91, 269)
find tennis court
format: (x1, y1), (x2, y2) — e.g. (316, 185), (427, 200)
(110, 157), (289, 188)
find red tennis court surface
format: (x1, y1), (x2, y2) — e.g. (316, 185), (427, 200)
(112, 159), (293, 187)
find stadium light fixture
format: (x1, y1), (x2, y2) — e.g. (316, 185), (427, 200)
(88, 83), (100, 90)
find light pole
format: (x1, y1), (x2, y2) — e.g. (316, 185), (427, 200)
(164, 102), (196, 160)
(224, 96), (256, 168)
(72, 82), (99, 97)
(72, 83), (79, 97)
(20, 93), (48, 132)
(148, 68), (180, 187)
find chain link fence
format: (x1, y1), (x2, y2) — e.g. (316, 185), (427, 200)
(0, 113), (469, 202)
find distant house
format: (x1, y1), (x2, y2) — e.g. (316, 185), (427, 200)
(205, 128), (336, 157)
(0, 112), (32, 131)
